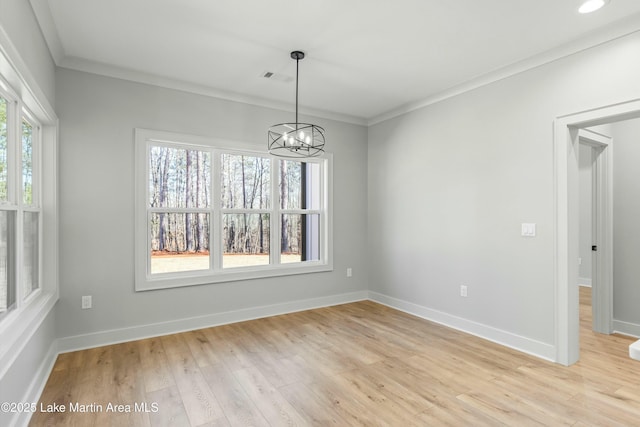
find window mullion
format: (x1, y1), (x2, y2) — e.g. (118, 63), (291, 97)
(148, 207), (211, 214)
(221, 208), (272, 214)
(279, 209), (321, 215)
(212, 149), (221, 272)
(13, 100), (23, 307)
(6, 100), (18, 205)
(271, 157), (281, 265)
(136, 129), (331, 291)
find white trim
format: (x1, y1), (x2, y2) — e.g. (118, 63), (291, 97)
(31, 0), (640, 126)
(57, 290), (368, 353)
(0, 24), (56, 123)
(612, 320), (640, 339)
(60, 57), (367, 126)
(371, 17), (640, 125)
(0, 14), (59, 395)
(28, 0), (65, 64)
(8, 340), (58, 427)
(0, 291), (57, 380)
(578, 279), (592, 287)
(368, 291), (556, 362)
(134, 128), (334, 291)
(554, 98), (640, 366)
(630, 340), (640, 361)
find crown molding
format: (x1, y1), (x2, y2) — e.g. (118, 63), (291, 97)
(0, 19), (57, 123)
(29, 0), (65, 64)
(29, 0), (640, 128)
(58, 56), (368, 126)
(368, 13), (640, 126)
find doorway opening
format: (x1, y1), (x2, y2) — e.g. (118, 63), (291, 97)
(577, 129), (612, 337)
(554, 98), (640, 366)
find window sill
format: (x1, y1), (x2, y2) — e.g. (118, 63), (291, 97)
(136, 262), (333, 292)
(0, 290), (57, 379)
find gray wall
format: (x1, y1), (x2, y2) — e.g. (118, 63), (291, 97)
(579, 143), (593, 284)
(612, 119), (640, 330)
(368, 31), (640, 348)
(55, 68), (368, 341)
(0, 0), (55, 104)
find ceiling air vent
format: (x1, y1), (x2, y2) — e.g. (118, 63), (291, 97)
(261, 71), (293, 83)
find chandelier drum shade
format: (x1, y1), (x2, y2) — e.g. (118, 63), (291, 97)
(268, 51), (325, 158)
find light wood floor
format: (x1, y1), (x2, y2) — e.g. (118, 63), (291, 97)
(30, 287), (639, 426)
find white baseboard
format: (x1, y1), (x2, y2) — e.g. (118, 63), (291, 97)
(11, 291), (367, 425)
(368, 291), (556, 362)
(57, 290), (369, 354)
(630, 340), (640, 361)
(15, 286), (566, 427)
(578, 279), (592, 287)
(613, 319), (640, 339)
(11, 341), (58, 427)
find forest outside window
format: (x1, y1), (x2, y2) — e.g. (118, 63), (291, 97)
(135, 129), (332, 291)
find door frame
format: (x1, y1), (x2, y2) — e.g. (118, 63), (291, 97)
(554, 98), (640, 366)
(578, 129), (612, 335)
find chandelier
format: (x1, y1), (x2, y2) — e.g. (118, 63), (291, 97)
(268, 51), (325, 158)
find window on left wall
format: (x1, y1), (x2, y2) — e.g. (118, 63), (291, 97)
(0, 86), (41, 322)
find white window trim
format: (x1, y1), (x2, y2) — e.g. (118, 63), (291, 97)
(0, 28), (58, 382)
(0, 83), (43, 314)
(135, 128), (333, 291)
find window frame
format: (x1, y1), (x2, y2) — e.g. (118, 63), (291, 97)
(135, 128), (333, 291)
(0, 81), (43, 321)
(0, 28), (58, 388)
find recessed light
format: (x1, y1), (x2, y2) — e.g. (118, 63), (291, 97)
(578, 0), (610, 14)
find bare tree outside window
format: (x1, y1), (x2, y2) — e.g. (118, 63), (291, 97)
(221, 154), (271, 268)
(149, 145), (211, 274)
(142, 135), (327, 283)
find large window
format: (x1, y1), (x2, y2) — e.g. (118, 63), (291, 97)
(135, 129), (332, 290)
(0, 89), (41, 320)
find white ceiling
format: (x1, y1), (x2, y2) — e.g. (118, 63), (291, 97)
(30, 0), (640, 125)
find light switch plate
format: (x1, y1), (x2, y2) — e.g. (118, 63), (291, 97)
(82, 295), (92, 309)
(521, 223), (536, 237)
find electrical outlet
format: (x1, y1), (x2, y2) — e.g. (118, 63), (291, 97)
(460, 285), (468, 297)
(347, 267), (353, 277)
(82, 295), (92, 309)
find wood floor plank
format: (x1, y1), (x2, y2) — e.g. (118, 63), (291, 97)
(278, 381), (351, 426)
(339, 364), (436, 419)
(30, 287), (640, 426)
(138, 337), (176, 393)
(302, 371), (382, 426)
(416, 395), (503, 427)
(232, 365), (307, 426)
(146, 386), (191, 427)
(201, 325), (256, 372)
(109, 341), (151, 427)
(327, 371), (421, 425)
(183, 329), (223, 368)
(200, 363), (269, 426)
(160, 334), (225, 426)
